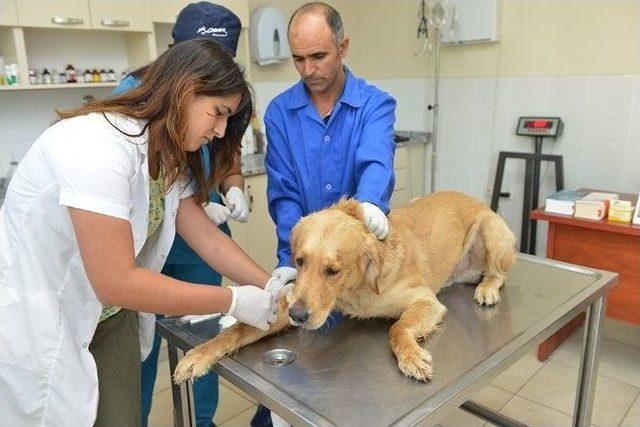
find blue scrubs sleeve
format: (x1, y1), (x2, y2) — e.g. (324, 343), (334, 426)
(265, 115), (304, 269)
(112, 75), (140, 95)
(354, 93), (397, 214)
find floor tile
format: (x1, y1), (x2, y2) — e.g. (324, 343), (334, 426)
(491, 353), (546, 393)
(213, 383), (255, 425)
(148, 387), (174, 427)
(552, 332), (640, 388)
(220, 406), (257, 427)
(430, 384), (512, 427)
(518, 359), (639, 426)
(621, 392), (640, 427)
(500, 396), (573, 427)
(603, 318), (640, 349)
(220, 377), (257, 403)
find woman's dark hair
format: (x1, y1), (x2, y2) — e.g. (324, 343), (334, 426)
(58, 39), (253, 204)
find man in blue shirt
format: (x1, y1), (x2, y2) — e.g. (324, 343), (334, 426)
(265, 1), (396, 287)
(254, 3), (396, 426)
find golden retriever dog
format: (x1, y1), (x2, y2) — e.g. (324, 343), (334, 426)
(173, 191), (516, 383)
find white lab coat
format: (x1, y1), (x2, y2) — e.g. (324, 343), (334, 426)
(0, 113), (193, 426)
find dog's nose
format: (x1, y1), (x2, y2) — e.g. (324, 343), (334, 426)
(288, 302), (309, 324)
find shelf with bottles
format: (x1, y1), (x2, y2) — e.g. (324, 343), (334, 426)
(0, 26), (155, 91)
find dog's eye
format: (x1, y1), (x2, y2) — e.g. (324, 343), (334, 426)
(325, 267), (340, 276)
(295, 257), (304, 267)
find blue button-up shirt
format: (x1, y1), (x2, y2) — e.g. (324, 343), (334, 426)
(265, 68), (396, 268)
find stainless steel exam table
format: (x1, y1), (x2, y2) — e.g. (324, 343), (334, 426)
(156, 255), (617, 427)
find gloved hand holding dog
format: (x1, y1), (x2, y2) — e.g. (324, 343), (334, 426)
(265, 266), (297, 300)
(361, 202), (389, 240)
(226, 285), (277, 331)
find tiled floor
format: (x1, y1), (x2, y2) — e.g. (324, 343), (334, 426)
(149, 318), (640, 426)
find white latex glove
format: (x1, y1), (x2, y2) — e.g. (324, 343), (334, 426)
(203, 202), (231, 225)
(226, 285), (277, 331)
(361, 202), (389, 240)
(225, 186), (249, 223)
(265, 266), (297, 300)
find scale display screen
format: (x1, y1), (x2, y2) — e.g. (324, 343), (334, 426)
(516, 117), (562, 137)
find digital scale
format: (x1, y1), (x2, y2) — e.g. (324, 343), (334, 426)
(516, 117), (563, 138)
(491, 116), (565, 254)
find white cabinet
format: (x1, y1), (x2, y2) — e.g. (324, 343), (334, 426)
(15, 0), (91, 30)
(0, 0), (18, 26)
(391, 143), (428, 208)
(151, 0), (186, 24)
(227, 174), (278, 276)
(442, 0), (501, 45)
(15, 0), (151, 31)
(88, 0), (152, 32)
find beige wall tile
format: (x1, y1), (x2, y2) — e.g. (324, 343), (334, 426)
(214, 384), (255, 425)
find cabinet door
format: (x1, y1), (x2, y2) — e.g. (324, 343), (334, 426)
(15, 0), (91, 29)
(245, 175), (278, 271)
(0, 0), (18, 26)
(89, 0), (152, 32)
(151, 0), (186, 23)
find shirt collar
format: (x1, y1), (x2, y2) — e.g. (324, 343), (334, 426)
(104, 113), (150, 155)
(286, 67), (362, 110)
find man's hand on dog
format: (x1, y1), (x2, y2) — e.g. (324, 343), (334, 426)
(361, 202), (389, 240)
(265, 266), (297, 300)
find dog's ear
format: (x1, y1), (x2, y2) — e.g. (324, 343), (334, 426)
(360, 234), (381, 295)
(335, 198), (365, 222)
(290, 220), (303, 262)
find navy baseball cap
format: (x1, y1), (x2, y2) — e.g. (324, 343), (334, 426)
(172, 2), (242, 57)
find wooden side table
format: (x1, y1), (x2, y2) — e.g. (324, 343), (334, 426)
(531, 189), (640, 361)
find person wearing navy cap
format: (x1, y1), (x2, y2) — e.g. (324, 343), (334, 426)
(114, 4), (271, 427)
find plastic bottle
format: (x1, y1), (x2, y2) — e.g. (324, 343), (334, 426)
(83, 69), (92, 83)
(92, 69), (100, 83)
(107, 69), (116, 82)
(100, 69), (107, 82)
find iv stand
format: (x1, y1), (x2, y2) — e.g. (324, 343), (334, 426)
(428, 26), (442, 194)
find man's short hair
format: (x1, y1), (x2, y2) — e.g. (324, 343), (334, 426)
(288, 2), (344, 44)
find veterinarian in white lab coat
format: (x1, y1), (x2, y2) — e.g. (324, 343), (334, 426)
(0, 40), (289, 427)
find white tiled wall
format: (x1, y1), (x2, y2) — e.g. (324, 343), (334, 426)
(435, 74), (640, 254)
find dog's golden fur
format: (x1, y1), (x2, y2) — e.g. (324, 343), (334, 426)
(173, 191), (516, 383)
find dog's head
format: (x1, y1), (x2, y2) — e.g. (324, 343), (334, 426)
(287, 199), (382, 329)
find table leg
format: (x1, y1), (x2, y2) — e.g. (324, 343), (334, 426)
(572, 296), (606, 427)
(167, 344), (196, 427)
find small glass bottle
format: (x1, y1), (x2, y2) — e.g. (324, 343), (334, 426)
(28, 69), (37, 85)
(42, 68), (52, 84)
(92, 69), (100, 83)
(107, 69), (116, 82)
(99, 69), (107, 82)
(83, 69), (92, 83)
(59, 72), (67, 84)
(65, 64), (76, 83)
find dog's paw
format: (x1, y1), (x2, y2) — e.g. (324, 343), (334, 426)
(474, 285), (501, 306)
(173, 348), (221, 384)
(397, 347), (434, 382)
